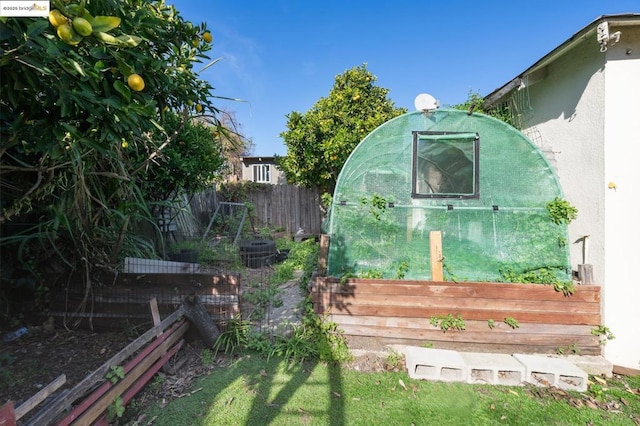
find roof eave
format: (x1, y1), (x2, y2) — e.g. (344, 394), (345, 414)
(484, 13), (640, 107)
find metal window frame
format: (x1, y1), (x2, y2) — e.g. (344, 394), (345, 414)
(411, 131), (480, 200)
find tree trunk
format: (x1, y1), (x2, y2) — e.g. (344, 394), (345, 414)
(182, 294), (220, 347)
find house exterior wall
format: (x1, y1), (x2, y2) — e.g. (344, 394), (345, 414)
(517, 24), (640, 369)
(523, 36), (606, 284)
(240, 158), (287, 184)
(602, 25), (640, 369)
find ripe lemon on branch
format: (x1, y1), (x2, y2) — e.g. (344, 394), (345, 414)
(202, 31), (212, 43)
(127, 74), (145, 92)
(48, 9), (68, 27)
(56, 24), (83, 46)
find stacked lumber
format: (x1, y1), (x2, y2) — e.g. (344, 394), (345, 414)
(0, 300), (190, 426)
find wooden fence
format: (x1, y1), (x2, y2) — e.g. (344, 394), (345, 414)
(170, 184), (323, 239)
(233, 184), (323, 235)
(311, 277), (602, 355)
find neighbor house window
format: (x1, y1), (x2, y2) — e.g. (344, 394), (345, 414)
(253, 164), (271, 183)
(412, 131), (479, 199)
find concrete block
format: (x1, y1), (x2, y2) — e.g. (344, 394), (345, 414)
(460, 352), (525, 386)
(513, 353), (588, 392)
(405, 346), (467, 382)
(553, 354), (612, 378)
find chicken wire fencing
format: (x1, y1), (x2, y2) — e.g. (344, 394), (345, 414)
(46, 273), (240, 331)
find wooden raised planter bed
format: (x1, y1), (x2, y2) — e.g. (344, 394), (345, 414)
(310, 277), (602, 355)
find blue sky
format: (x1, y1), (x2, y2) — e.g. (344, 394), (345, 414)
(168, 1), (638, 156)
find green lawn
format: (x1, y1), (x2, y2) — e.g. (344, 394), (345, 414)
(139, 355), (640, 426)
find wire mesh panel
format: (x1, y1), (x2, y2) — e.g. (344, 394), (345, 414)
(49, 273), (240, 331)
(325, 109), (570, 282)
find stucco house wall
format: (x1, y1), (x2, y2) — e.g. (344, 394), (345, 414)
(486, 15), (640, 369)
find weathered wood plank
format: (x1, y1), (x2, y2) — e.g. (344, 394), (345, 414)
(313, 280), (601, 302)
(72, 335), (186, 425)
(25, 308), (185, 426)
(329, 315), (597, 335)
(14, 375), (66, 421)
(337, 324), (599, 347)
(325, 293), (599, 314)
(58, 321), (189, 426)
(318, 304), (600, 325)
(93, 340), (185, 425)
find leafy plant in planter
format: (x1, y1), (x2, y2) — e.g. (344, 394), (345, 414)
(546, 197), (578, 225)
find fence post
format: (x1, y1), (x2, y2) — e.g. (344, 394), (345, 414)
(430, 231), (443, 281)
(318, 234), (329, 275)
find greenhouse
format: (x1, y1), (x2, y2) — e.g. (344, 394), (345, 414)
(324, 108), (571, 282)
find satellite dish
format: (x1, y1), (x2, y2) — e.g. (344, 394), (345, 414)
(414, 93), (440, 111)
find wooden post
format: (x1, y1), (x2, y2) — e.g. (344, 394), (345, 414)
(578, 264), (594, 285)
(150, 298), (171, 372)
(149, 298), (162, 337)
(182, 294), (220, 347)
(430, 231), (443, 281)
(317, 234), (329, 275)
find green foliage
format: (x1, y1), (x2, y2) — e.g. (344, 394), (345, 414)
(421, 342), (434, 349)
(503, 317), (520, 329)
(395, 260), (409, 279)
(384, 350), (404, 369)
(591, 325), (615, 345)
(213, 316), (251, 356)
(242, 281), (281, 321)
(138, 111), (226, 204)
(0, 353), (15, 384)
(201, 348), (215, 366)
(277, 64), (406, 194)
(140, 357), (640, 426)
(546, 197), (578, 225)
(268, 324), (318, 363)
(487, 319), (495, 329)
(360, 193), (387, 221)
(106, 365), (125, 384)
(320, 192), (333, 212)
(499, 267), (575, 296)
(556, 344), (580, 355)
(0, 0), (225, 294)
(150, 374), (165, 392)
(281, 238), (319, 288)
(307, 310), (353, 363)
(359, 269), (383, 279)
(107, 395), (125, 421)
(429, 314), (466, 333)
(452, 91), (518, 128)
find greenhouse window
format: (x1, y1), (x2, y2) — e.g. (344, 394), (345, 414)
(412, 131), (479, 199)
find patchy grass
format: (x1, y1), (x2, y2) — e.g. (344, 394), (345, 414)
(139, 355), (640, 426)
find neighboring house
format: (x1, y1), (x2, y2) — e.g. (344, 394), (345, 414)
(239, 156), (287, 184)
(484, 14), (640, 370)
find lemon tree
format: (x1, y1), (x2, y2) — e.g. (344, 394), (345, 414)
(278, 64), (406, 195)
(0, 0), (229, 308)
